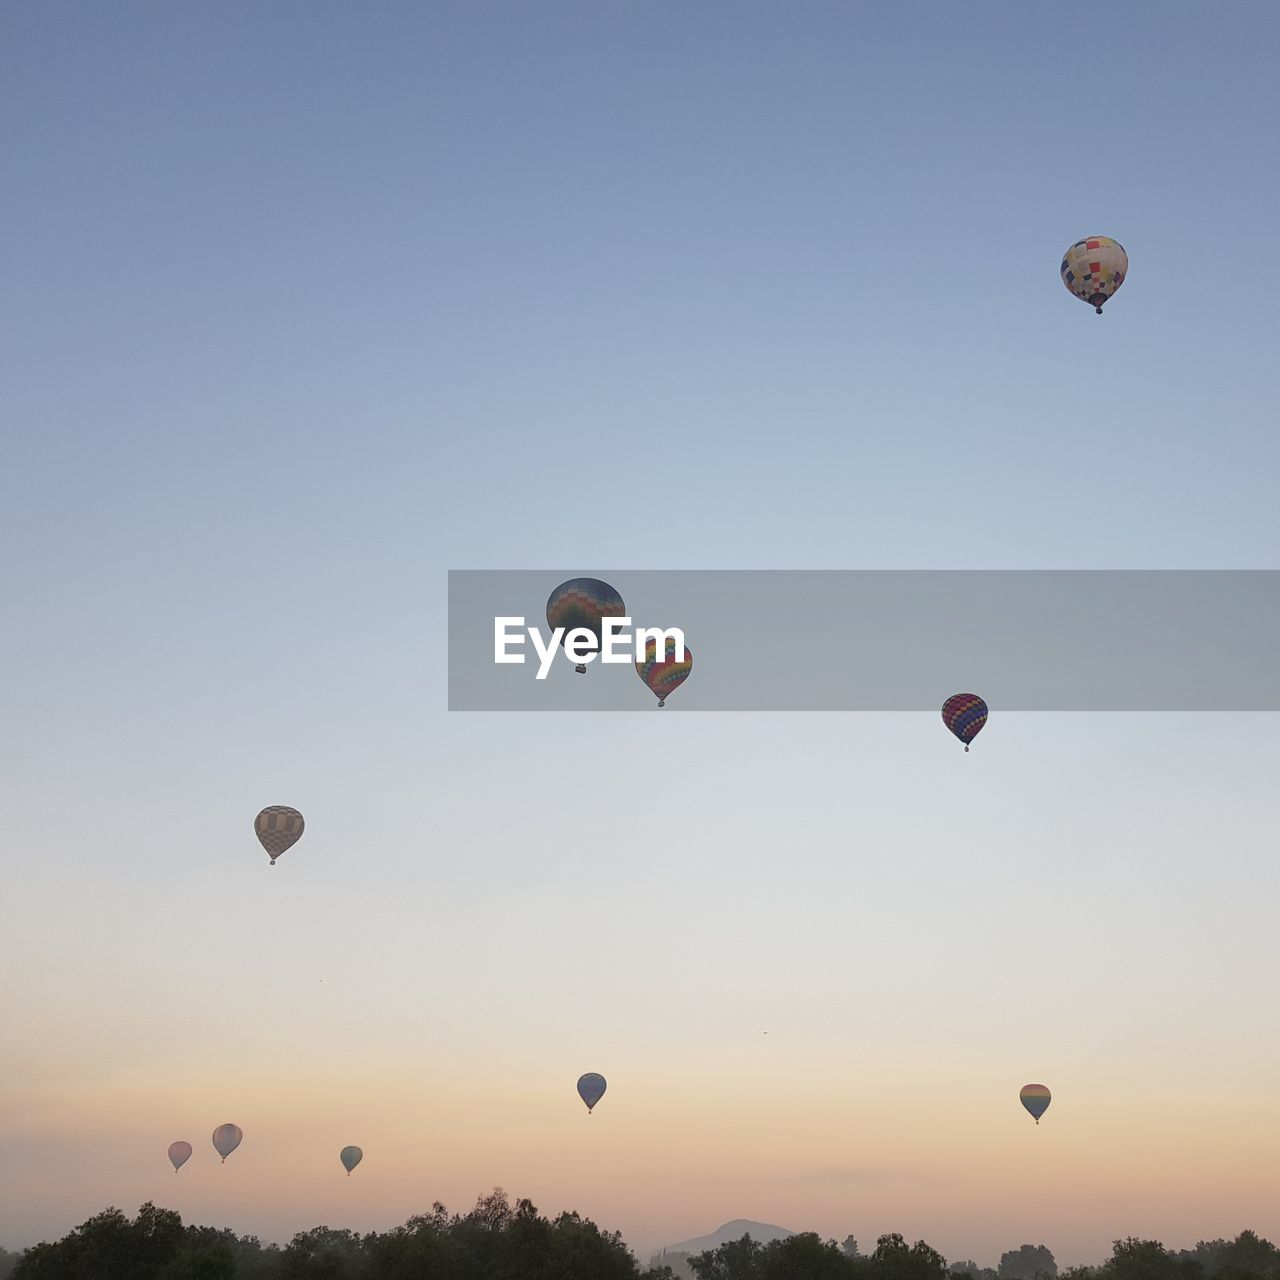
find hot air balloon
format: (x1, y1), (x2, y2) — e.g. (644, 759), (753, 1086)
(212, 1123), (243, 1162)
(546, 578), (626, 673)
(942, 694), (987, 751)
(168, 1141), (192, 1172)
(1020, 1083), (1051, 1124)
(1061, 237), (1127, 314)
(255, 806), (304, 866)
(340, 1145), (362, 1175)
(636, 636), (692, 707)
(577, 1072), (607, 1114)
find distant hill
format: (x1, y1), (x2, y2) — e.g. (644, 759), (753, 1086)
(661, 1219), (795, 1256)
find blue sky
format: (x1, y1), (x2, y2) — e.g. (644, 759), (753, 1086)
(3, 1), (1280, 1261)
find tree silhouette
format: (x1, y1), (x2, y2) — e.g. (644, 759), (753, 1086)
(1000, 1245), (1058, 1280)
(1105, 1238), (1203, 1280)
(689, 1235), (764, 1279)
(871, 1233), (950, 1280)
(11, 1203), (1280, 1280)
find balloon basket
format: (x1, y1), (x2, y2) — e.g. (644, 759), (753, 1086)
(574, 664), (586, 674)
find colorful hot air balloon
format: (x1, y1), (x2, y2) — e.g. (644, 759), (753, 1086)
(212, 1123), (243, 1162)
(942, 694), (987, 751)
(255, 806), (304, 866)
(1061, 236), (1127, 314)
(635, 636), (692, 707)
(340, 1145), (363, 1175)
(1020, 1083), (1052, 1124)
(546, 578), (626, 673)
(168, 1141), (192, 1172)
(577, 1072), (607, 1114)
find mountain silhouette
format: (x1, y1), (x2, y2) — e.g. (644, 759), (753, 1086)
(661, 1218), (795, 1255)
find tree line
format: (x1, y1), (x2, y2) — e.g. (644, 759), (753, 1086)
(679, 1230), (1280, 1280)
(2, 1191), (1278, 1280)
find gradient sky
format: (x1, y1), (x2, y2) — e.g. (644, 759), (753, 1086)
(3, 0), (1280, 1265)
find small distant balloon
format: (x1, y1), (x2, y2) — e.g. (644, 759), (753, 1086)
(1020, 1083), (1052, 1124)
(1061, 236), (1127, 314)
(255, 806), (304, 866)
(635, 636), (692, 708)
(340, 1145), (363, 1175)
(546, 578), (626, 674)
(577, 1072), (607, 1113)
(212, 1123), (243, 1162)
(942, 694), (987, 751)
(168, 1141), (192, 1172)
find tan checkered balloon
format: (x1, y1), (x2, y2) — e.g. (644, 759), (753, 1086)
(254, 806), (304, 863)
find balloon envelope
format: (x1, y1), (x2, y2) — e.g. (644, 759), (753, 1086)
(1061, 236), (1127, 313)
(255, 806), (304, 864)
(636, 637), (692, 707)
(168, 1141), (192, 1172)
(1020, 1083), (1052, 1123)
(942, 694), (987, 749)
(212, 1123), (243, 1162)
(577, 1072), (607, 1112)
(546, 579), (626, 670)
(340, 1145), (363, 1174)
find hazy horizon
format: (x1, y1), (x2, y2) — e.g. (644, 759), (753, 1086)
(4, 0), (1280, 1268)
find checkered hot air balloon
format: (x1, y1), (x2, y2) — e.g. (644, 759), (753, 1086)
(1061, 236), (1127, 314)
(635, 636), (692, 707)
(255, 806), (304, 866)
(942, 694), (987, 751)
(546, 578), (626, 674)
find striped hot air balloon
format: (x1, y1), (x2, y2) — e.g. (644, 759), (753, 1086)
(1020, 1083), (1051, 1124)
(635, 636), (692, 708)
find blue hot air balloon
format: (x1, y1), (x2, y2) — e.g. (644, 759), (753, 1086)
(577, 1072), (607, 1113)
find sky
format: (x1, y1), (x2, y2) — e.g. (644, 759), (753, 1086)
(3, 0), (1280, 1265)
